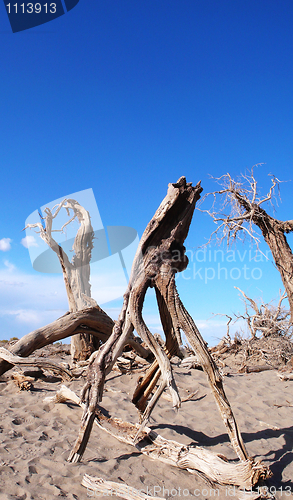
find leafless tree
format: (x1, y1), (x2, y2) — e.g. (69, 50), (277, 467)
(25, 198), (100, 362)
(68, 177), (253, 469)
(199, 166), (293, 321)
(0, 177), (271, 487)
(234, 287), (292, 339)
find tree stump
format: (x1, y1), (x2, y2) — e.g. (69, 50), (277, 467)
(68, 177), (252, 468)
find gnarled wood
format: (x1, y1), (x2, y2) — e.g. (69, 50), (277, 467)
(0, 347), (72, 379)
(0, 307), (112, 376)
(68, 177), (255, 480)
(11, 372), (34, 390)
(25, 198), (100, 361)
(46, 386), (271, 489)
(82, 475), (166, 500)
(200, 169), (293, 322)
(0, 307), (149, 377)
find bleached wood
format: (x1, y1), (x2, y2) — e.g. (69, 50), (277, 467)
(11, 371), (34, 390)
(68, 177), (252, 467)
(46, 386), (271, 489)
(180, 356), (203, 370)
(234, 287), (291, 339)
(82, 475), (166, 500)
(25, 198), (100, 361)
(0, 307), (113, 376)
(0, 347), (72, 379)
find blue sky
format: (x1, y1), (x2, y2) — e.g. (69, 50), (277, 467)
(0, 0), (292, 344)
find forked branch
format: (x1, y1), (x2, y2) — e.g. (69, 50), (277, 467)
(198, 166), (293, 321)
(68, 177), (262, 480)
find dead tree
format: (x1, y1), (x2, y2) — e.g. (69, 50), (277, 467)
(234, 287), (292, 339)
(0, 306), (112, 376)
(25, 199), (101, 362)
(210, 288), (293, 374)
(0, 307), (150, 377)
(67, 177), (269, 485)
(47, 385), (270, 489)
(199, 166), (293, 321)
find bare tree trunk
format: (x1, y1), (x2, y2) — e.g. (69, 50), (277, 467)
(25, 198), (100, 362)
(256, 212), (293, 320)
(68, 177), (260, 476)
(0, 306), (113, 376)
(201, 169), (293, 322)
(0, 307), (150, 377)
(234, 193), (293, 321)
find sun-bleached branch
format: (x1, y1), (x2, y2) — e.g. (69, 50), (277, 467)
(234, 288), (292, 339)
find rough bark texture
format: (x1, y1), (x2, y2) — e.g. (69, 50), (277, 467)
(250, 206), (293, 321)
(230, 188), (293, 320)
(0, 306), (113, 376)
(67, 177), (265, 484)
(203, 171), (293, 322)
(46, 386), (271, 489)
(0, 307), (149, 377)
(25, 199), (100, 361)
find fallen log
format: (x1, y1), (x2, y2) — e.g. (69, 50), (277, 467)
(82, 475), (166, 500)
(0, 347), (72, 380)
(0, 307), (149, 376)
(45, 385), (271, 489)
(238, 365), (277, 374)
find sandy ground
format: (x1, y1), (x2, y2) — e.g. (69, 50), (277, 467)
(0, 345), (293, 500)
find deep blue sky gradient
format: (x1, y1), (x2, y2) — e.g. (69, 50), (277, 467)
(0, 0), (292, 342)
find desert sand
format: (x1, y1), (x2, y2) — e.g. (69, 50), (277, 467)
(0, 342), (293, 500)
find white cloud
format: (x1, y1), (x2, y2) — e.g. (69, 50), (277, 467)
(0, 266), (68, 339)
(0, 238), (12, 251)
(21, 235), (39, 248)
(3, 308), (65, 326)
(4, 260), (16, 272)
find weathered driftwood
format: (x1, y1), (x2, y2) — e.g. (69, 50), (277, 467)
(11, 372), (34, 390)
(82, 475), (166, 500)
(180, 355), (203, 371)
(45, 386), (271, 489)
(0, 307), (112, 376)
(25, 198), (101, 361)
(67, 177), (266, 480)
(234, 287), (292, 339)
(0, 307), (149, 377)
(238, 365), (276, 374)
(0, 347), (72, 379)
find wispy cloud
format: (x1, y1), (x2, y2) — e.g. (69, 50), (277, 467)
(0, 238), (12, 251)
(21, 235), (39, 248)
(0, 266), (68, 339)
(3, 308), (66, 326)
(0, 263), (127, 340)
(0, 262), (238, 345)
(4, 260), (16, 272)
